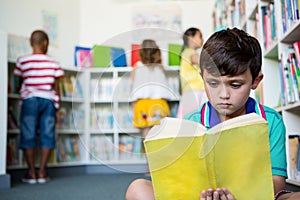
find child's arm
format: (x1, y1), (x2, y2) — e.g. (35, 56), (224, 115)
(191, 53), (200, 65)
(273, 175), (289, 199)
(54, 78), (61, 97)
(276, 192), (299, 200)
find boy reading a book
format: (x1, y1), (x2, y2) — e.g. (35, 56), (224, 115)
(125, 27), (288, 200)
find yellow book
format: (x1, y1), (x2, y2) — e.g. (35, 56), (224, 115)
(144, 113), (274, 200)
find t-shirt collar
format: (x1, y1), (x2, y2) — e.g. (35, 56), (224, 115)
(206, 97), (256, 129)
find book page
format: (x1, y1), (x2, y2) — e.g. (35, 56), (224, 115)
(208, 113), (267, 135)
(145, 113), (266, 142)
(145, 117), (206, 142)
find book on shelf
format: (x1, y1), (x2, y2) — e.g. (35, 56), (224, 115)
(288, 51), (300, 102)
(168, 43), (182, 66)
(144, 114), (274, 199)
(70, 75), (84, 98)
(294, 41), (300, 67)
(6, 136), (20, 165)
(119, 135), (143, 160)
(91, 106), (114, 130)
(131, 44), (141, 67)
(110, 47), (127, 67)
(281, 0), (300, 33)
(60, 76), (83, 98)
(288, 135), (300, 181)
(72, 109), (85, 130)
(92, 45), (111, 68)
(74, 46), (93, 68)
(56, 107), (68, 129)
(90, 135), (114, 161)
(7, 105), (19, 129)
(262, 3), (278, 50)
(279, 52), (298, 105)
(57, 135), (81, 162)
(279, 58), (287, 106)
(8, 69), (21, 94)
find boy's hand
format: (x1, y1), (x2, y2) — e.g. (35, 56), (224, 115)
(200, 188), (235, 200)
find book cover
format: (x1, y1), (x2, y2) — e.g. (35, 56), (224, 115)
(74, 46), (92, 68)
(110, 47), (127, 67)
(144, 114), (274, 200)
(131, 44), (141, 67)
(92, 45), (111, 68)
(70, 75), (83, 98)
(168, 43), (181, 66)
(76, 49), (93, 68)
(289, 135), (300, 180)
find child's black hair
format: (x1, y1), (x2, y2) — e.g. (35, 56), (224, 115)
(200, 28), (262, 82)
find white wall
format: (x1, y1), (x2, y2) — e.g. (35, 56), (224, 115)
(0, 0), (215, 66)
(79, 0), (215, 66)
(0, 0), (80, 66)
(79, 0), (215, 45)
(0, 0), (214, 66)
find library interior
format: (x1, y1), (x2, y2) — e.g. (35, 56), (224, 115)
(1, 0), (300, 199)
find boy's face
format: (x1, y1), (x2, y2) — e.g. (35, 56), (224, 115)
(202, 68), (262, 121)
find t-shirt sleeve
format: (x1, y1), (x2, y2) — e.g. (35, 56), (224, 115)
(54, 63), (64, 78)
(14, 58), (22, 77)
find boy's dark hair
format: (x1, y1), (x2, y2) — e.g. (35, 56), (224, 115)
(200, 28), (262, 82)
(30, 30), (49, 46)
(139, 39), (162, 65)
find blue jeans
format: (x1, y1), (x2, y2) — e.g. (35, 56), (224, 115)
(20, 97), (56, 149)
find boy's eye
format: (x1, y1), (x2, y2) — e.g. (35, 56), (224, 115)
(208, 81), (219, 88)
(231, 83), (242, 89)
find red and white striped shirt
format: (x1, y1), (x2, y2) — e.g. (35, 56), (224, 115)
(14, 53), (64, 109)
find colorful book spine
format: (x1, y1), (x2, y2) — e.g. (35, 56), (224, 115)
(293, 41), (300, 67)
(281, 0), (287, 33)
(288, 53), (300, 102)
(279, 59), (287, 106)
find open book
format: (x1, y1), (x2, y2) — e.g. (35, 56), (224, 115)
(144, 113), (274, 200)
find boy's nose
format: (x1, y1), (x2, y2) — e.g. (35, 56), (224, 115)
(219, 86), (230, 99)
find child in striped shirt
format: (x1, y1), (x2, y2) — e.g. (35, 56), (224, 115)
(14, 30), (64, 184)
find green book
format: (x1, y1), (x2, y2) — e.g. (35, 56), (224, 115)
(92, 45), (111, 68)
(168, 43), (181, 66)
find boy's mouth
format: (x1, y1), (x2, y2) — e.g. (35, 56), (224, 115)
(218, 103), (231, 109)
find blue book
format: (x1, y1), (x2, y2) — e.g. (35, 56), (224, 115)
(110, 47), (127, 67)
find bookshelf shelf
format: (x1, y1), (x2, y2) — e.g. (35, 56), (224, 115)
(287, 179), (300, 187)
(214, 0), (300, 187)
(7, 129), (20, 134)
(281, 21), (300, 43)
(264, 42), (278, 58)
(90, 129), (115, 134)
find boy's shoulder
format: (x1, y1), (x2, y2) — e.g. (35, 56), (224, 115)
(261, 104), (283, 121)
(183, 101), (283, 125)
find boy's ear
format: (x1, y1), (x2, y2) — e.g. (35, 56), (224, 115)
(251, 72), (264, 89)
